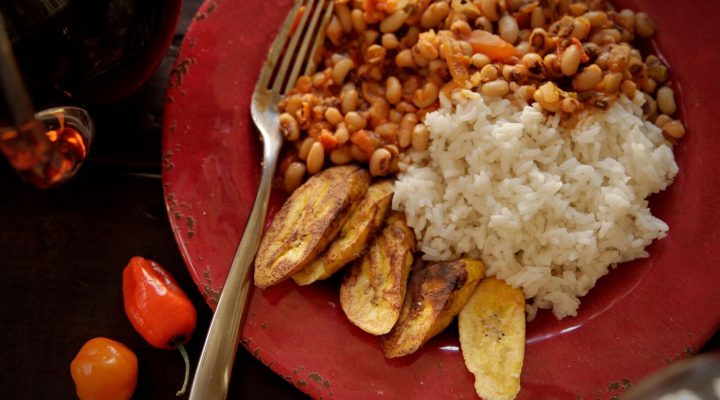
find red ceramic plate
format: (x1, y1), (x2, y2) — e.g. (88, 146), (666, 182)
(162, 1), (720, 398)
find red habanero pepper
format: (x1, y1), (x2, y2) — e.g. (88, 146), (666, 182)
(122, 256), (197, 396)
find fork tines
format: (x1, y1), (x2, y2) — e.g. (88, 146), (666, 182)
(260, 0), (334, 97)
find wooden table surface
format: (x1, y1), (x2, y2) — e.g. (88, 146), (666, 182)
(0, 1), (716, 399)
(0, 1), (307, 399)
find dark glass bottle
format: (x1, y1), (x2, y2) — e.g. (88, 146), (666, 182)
(0, 0), (182, 124)
(0, 0), (181, 186)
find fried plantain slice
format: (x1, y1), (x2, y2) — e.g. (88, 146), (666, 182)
(254, 165), (370, 288)
(459, 278), (526, 400)
(340, 211), (416, 335)
(292, 180), (394, 286)
(382, 259), (485, 358)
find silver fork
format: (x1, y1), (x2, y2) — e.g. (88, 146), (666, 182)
(188, 0), (334, 398)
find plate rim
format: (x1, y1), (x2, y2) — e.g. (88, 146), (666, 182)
(161, 1), (720, 398)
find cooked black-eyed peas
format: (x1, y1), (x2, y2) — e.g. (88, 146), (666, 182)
(480, 0), (501, 22)
(516, 84), (537, 102)
(530, 28), (549, 53)
(326, 16), (343, 45)
(471, 53), (491, 69)
(569, 3), (588, 16)
(380, 10), (407, 33)
(350, 143), (370, 162)
(478, 64), (498, 83)
(279, 113), (300, 141)
(475, 16), (493, 33)
(395, 48), (415, 68)
(654, 114), (672, 129)
(284, 161), (307, 192)
(416, 33), (440, 60)
(482, 79), (510, 97)
(590, 28), (621, 45)
(412, 82), (439, 109)
(662, 120), (685, 139)
(502, 64), (528, 82)
(656, 86), (677, 116)
(306, 141), (325, 174)
(411, 124), (429, 151)
(560, 44), (582, 76)
(521, 52), (543, 75)
(298, 137), (314, 161)
(344, 111), (366, 132)
(275, 0), (683, 189)
(332, 58), (354, 85)
(615, 9), (635, 34)
(621, 79), (637, 98)
(561, 97), (580, 114)
(381, 33), (399, 49)
(350, 8), (366, 33)
(571, 17), (591, 40)
(642, 94), (657, 118)
(584, 11), (608, 28)
(573, 64), (602, 91)
(534, 82), (561, 112)
(498, 14), (519, 44)
(375, 122), (399, 140)
(543, 54), (562, 78)
(646, 55), (669, 84)
(385, 76), (402, 104)
(341, 89), (358, 115)
(330, 146), (353, 165)
(365, 44), (387, 64)
(334, 122), (349, 145)
(421, 1), (449, 29)
(530, 6), (544, 29)
(635, 12), (656, 38)
(450, 19), (472, 37)
(641, 77), (657, 94)
(324, 107), (343, 126)
(335, 3), (351, 33)
(369, 148), (392, 176)
(598, 72), (622, 93)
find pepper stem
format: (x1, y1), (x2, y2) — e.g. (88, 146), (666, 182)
(176, 344), (190, 396)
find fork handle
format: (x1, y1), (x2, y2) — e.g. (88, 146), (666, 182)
(189, 141), (281, 400)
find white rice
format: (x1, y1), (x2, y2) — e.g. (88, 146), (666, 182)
(393, 89), (678, 320)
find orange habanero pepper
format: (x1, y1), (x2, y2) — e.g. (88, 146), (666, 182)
(70, 337), (138, 400)
(122, 256), (197, 395)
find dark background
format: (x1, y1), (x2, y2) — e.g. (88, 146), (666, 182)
(0, 0), (306, 399)
(0, 1), (716, 399)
